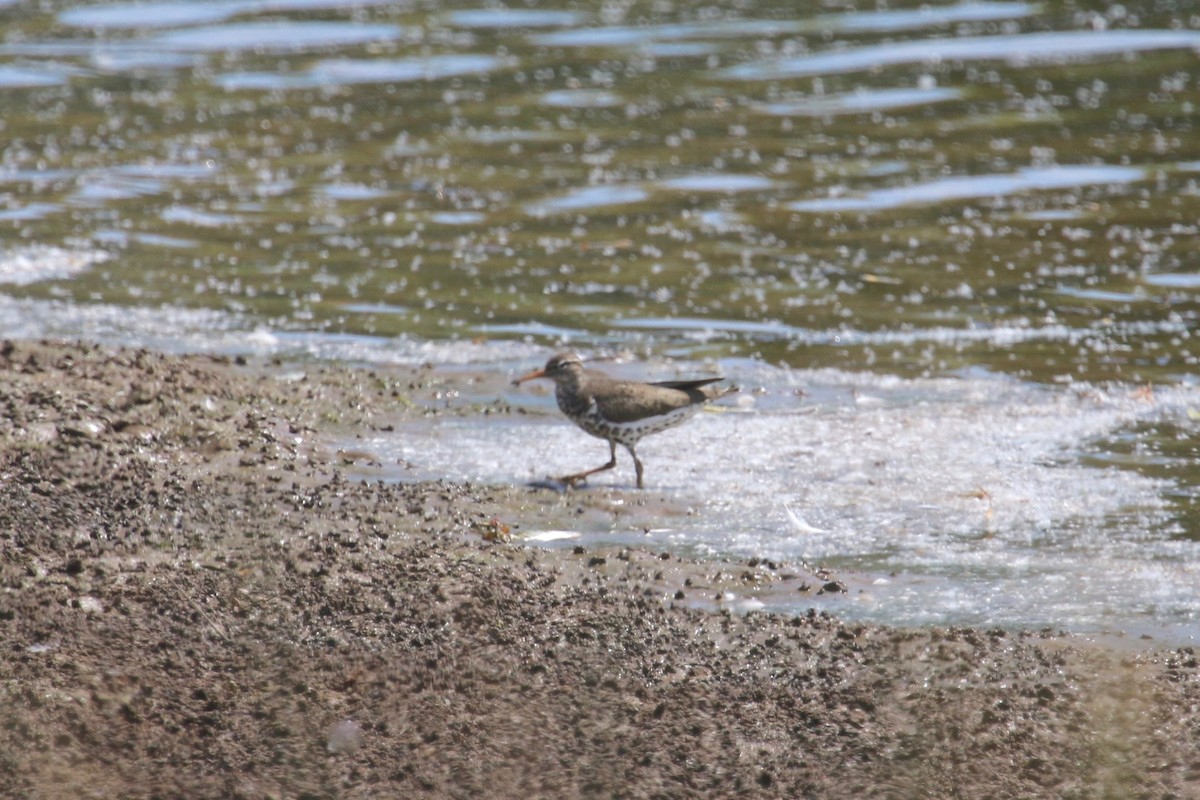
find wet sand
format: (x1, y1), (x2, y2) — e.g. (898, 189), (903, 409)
(1, 339), (1197, 799)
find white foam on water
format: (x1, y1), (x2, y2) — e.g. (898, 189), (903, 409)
(355, 361), (1200, 639)
(0, 295), (547, 366)
(0, 246), (110, 285)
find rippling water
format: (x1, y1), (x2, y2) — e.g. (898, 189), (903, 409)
(2, 0), (1198, 639)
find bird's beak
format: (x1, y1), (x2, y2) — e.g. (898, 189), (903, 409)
(512, 368), (547, 386)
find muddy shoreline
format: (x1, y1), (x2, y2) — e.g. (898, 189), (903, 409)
(1, 339), (1197, 799)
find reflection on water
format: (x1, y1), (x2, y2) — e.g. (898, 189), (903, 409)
(658, 174), (777, 192)
(57, 0), (401, 29)
(540, 89), (623, 108)
(1144, 273), (1200, 289)
(827, 0), (1037, 32)
(790, 165), (1146, 211)
(444, 9), (586, 29)
(151, 21), (403, 52)
(0, 64), (78, 87)
(216, 54), (510, 90)
(2, 0), (1199, 636)
(722, 29), (1200, 79)
(526, 184), (649, 215)
(753, 86), (962, 116)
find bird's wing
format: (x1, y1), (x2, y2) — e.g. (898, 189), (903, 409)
(653, 377), (736, 404)
(595, 381), (709, 423)
(650, 377), (722, 391)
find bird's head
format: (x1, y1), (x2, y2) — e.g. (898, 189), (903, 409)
(512, 352), (584, 386)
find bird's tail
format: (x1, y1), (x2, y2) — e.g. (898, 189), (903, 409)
(703, 384), (739, 402)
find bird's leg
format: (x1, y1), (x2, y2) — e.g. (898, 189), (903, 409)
(625, 444), (644, 489)
(556, 440), (617, 487)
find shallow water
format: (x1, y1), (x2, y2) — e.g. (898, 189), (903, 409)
(1, 0), (1198, 639)
(347, 358), (1200, 640)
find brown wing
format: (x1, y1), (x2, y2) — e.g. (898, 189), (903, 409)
(590, 377), (719, 424)
(650, 377), (723, 391)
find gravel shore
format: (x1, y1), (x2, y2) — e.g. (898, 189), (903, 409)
(1, 340), (1197, 799)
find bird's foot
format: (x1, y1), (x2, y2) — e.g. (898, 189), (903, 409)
(525, 474), (586, 492)
(554, 473), (589, 489)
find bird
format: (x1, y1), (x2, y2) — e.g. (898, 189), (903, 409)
(512, 352), (735, 489)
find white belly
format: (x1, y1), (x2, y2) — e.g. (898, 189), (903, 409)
(576, 404), (700, 445)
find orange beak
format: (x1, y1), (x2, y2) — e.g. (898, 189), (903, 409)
(512, 367), (547, 386)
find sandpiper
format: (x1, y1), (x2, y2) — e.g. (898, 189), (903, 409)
(512, 352), (735, 489)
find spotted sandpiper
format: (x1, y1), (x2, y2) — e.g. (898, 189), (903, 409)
(512, 352), (736, 489)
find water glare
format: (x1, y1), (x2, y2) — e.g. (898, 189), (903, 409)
(790, 165), (1146, 212)
(722, 30), (1200, 79)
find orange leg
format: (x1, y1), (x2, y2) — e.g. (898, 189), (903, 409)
(557, 441), (618, 487)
